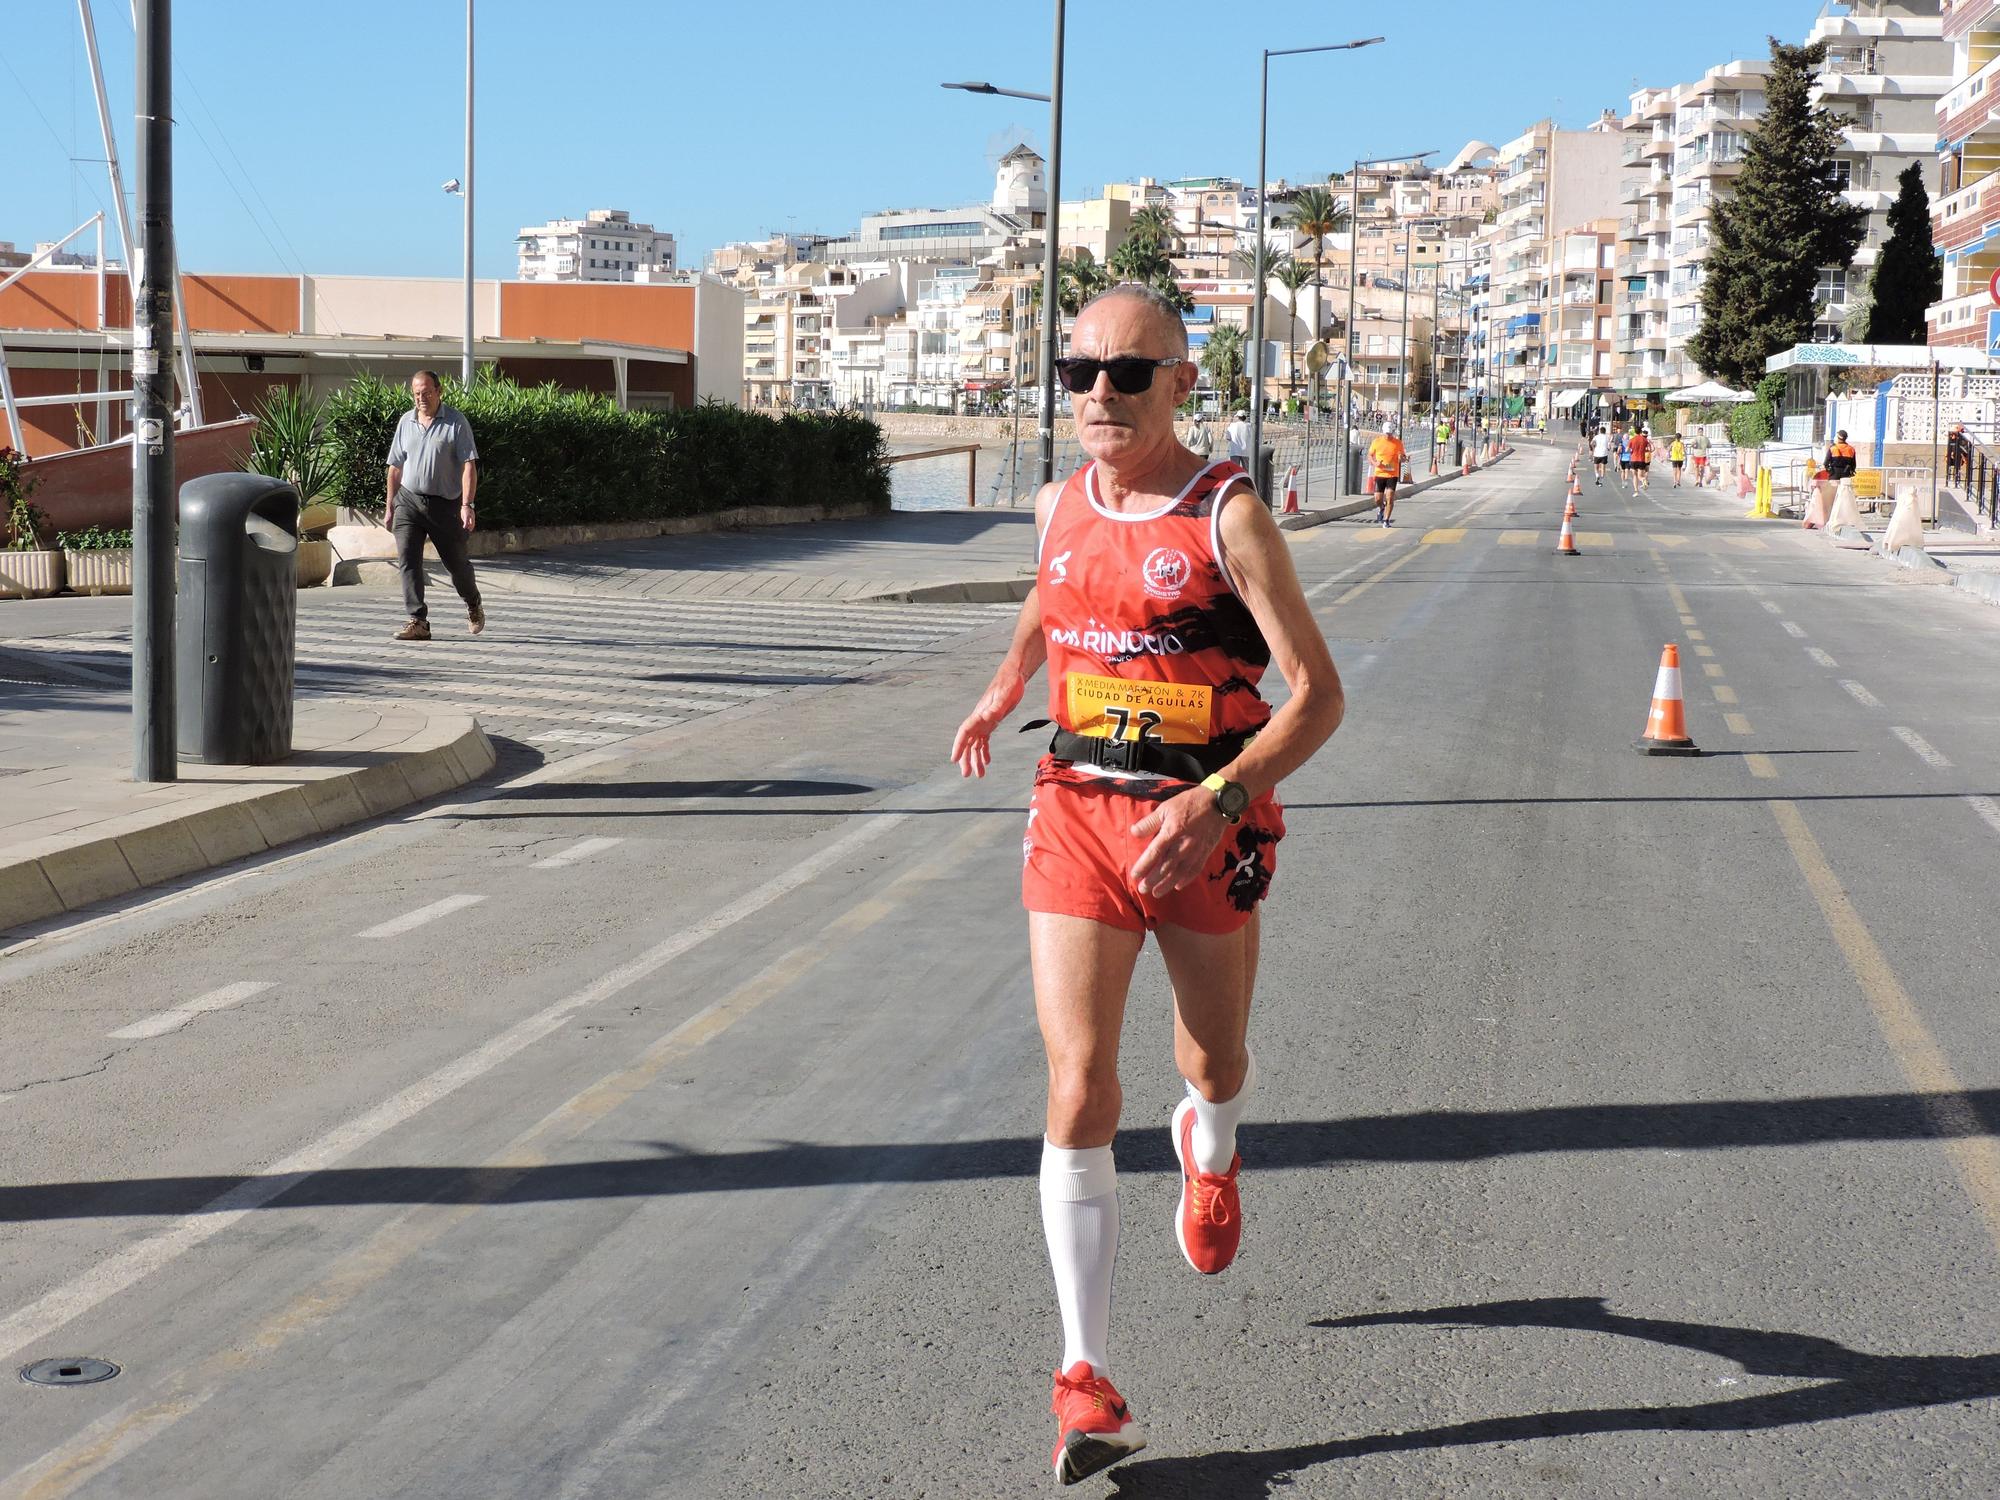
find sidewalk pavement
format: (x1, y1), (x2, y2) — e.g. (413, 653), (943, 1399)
(0, 658), (493, 932)
(387, 506), (1044, 605)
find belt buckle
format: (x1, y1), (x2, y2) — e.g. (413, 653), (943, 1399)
(1097, 736), (1141, 773)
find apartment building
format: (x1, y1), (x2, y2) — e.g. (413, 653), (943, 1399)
(1491, 118), (1624, 419)
(1546, 221), (1618, 411)
(515, 209), (677, 282)
(1811, 1), (1950, 337)
(820, 145), (1046, 266)
(1927, 0), (2000, 348)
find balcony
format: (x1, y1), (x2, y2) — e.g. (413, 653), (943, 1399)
(1939, 49), (2000, 142)
(1934, 165), (2000, 252)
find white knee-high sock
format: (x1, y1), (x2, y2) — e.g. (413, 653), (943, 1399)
(1041, 1141), (1118, 1376)
(1185, 1048), (1257, 1175)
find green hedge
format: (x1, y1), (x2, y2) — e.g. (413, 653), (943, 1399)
(323, 373), (889, 528)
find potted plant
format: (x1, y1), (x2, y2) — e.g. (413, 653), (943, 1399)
(0, 445), (63, 600)
(57, 525), (134, 595)
(246, 386), (338, 586)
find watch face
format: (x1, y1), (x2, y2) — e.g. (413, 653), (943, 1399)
(1217, 781), (1250, 819)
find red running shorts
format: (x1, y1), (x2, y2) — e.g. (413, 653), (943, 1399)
(1021, 773), (1285, 935)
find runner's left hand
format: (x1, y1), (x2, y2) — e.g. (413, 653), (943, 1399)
(1128, 789), (1227, 897)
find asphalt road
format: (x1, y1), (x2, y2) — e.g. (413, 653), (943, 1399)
(4, 445), (2000, 1498)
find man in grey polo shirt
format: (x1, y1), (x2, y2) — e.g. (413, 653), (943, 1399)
(384, 369), (485, 641)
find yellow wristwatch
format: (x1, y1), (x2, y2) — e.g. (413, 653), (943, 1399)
(1201, 772), (1248, 823)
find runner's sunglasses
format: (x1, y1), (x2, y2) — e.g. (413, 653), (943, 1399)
(1053, 356), (1184, 395)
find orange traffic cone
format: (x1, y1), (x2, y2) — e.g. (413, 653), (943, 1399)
(1564, 496), (1578, 522)
(1280, 464), (1300, 514)
(1568, 474), (1582, 512)
(1635, 644), (1700, 756)
(1462, 450), (1473, 477)
(1555, 511), (1580, 556)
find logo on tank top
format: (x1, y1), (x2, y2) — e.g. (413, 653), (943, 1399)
(1140, 547), (1192, 600)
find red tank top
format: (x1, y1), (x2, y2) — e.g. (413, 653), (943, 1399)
(1037, 459), (1272, 789)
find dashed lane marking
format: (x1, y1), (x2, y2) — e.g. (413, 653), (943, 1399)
(531, 837), (625, 871)
(1745, 754), (1778, 779)
(1781, 621), (1807, 638)
(106, 982), (277, 1041)
(1969, 796), (2000, 841)
(356, 894), (487, 939)
(1703, 664), (1725, 679)
(1841, 681), (1883, 709)
(1890, 726), (1952, 769)
(1807, 647), (1839, 669)
(1713, 685), (1738, 704)
(1724, 712), (1753, 735)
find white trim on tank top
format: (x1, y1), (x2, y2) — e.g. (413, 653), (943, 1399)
(1083, 459), (1234, 522)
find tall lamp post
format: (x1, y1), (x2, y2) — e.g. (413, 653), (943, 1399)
(1337, 150), (1432, 494)
(1249, 37), (1383, 494)
(944, 7), (1064, 485)
(441, 1), (475, 385)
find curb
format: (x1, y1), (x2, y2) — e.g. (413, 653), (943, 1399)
(1280, 446), (1515, 532)
(851, 578), (1035, 604)
(0, 716), (496, 931)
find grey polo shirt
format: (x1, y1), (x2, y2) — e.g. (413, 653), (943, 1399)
(386, 404), (478, 500)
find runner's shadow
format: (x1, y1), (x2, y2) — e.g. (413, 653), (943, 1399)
(1104, 1297), (2000, 1498)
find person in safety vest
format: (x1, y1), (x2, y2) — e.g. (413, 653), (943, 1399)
(1826, 430), (1858, 482)
(949, 283), (1345, 1487)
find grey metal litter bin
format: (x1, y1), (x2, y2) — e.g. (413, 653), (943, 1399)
(177, 473), (299, 765)
(1256, 445), (1277, 507)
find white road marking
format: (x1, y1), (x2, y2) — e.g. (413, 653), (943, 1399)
(1891, 726), (1952, 769)
(1968, 796), (2000, 840)
(532, 836), (625, 870)
(1841, 680), (1882, 708)
(1780, 620), (1806, 638)
(1761, 601), (1782, 614)
(0, 808), (911, 1365)
(106, 982), (277, 1041)
(356, 894), (486, 939)
(1807, 647), (1838, 669)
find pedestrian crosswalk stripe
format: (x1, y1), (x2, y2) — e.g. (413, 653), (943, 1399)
(1648, 533), (1690, 548)
(1576, 533), (1614, 548)
(1497, 530), (1538, 545)
(1421, 528), (1466, 544)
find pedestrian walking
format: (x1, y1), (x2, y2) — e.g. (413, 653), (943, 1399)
(1689, 429), (1709, 487)
(1947, 423), (1970, 485)
(1225, 409), (1249, 466)
(385, 370), (485, 641)
(1184, 412), (1213, 459)
(949, 284), (1344, 1487)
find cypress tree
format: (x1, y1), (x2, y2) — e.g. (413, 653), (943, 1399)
(1690, 38), (1867, 387)
(1861, 161), (1941, 345)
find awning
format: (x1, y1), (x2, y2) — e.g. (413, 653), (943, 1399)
(1664, 379), (1753, 404)
(1550, 388), (1588, 411)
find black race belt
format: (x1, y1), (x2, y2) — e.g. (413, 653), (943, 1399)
(1024, 720), (1253, 783)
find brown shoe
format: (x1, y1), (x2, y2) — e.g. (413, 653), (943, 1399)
(468, 603), (485, 635)
(394, 618), (431, 642)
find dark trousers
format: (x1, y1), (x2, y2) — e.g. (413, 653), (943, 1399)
(392, 488), (481, 621)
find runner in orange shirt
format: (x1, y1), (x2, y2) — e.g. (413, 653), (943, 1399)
(1368, 431), (1407, 527)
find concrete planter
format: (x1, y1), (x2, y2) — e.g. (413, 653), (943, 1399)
(296, 538), (333, 589)
(63, 547), (134, 596)
(0, 549), (64, 599)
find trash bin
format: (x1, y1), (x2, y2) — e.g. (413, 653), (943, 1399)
(1256, 445), (1277, 507)
(1345, 445), (1368, 497)
(177, 473), (299, 765)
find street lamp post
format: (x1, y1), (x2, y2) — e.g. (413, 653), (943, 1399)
(1336, 151), (1432, 494)
(1250, 37), (1383, 498)
(942, 11), (1063, 484)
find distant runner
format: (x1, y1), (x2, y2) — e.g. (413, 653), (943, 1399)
(1629, 426), (1651, 491)
(1669, 432), (1686, 488)
(1690, 429), (1710, 487)
(1369, 430), (1406, 527)
(1590, 425), (1610, 486)
(950, 283), (1345, 1487)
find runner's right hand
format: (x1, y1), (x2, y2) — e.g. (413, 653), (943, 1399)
(950, 673), (1025, 778)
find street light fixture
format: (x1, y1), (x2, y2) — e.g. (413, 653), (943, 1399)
(1249, 36), (1383, 493)
(939, 0), (1065, 485)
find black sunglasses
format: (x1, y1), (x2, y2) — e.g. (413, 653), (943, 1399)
(1054, 356), (1184, 395)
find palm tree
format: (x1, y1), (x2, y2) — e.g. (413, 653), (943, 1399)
(1127, 202), (1179, 254)
(1274, 259), (1318, 398)
(1200, 323), (1246, 405)
(1280, 186), (1349, 349)
(1034, 247), (1113, 317)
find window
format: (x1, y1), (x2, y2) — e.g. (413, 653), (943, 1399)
(1825, 159), (1853, 192)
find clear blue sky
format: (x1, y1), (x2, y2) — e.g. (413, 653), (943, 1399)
(4, 0), (1822, 281)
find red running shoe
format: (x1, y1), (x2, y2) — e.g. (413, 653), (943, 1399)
(1050, 1361), (1145, 1484)
(1171, 1097), (1242, 1274)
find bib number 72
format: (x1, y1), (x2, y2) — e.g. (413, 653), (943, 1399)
(1105, 706), (1163, 743)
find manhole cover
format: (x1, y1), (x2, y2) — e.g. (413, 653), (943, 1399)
(20, 1358), (119, 1387)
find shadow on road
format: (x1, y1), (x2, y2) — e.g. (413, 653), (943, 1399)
(1103, 1296), (2000, 1498)
(9, 1088), (2000, 1223)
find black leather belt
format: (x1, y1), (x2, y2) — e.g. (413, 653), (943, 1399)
(1026, 721), (1253, 783)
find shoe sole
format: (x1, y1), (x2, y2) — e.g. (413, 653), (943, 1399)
(1056, 1425), (1146, 1485)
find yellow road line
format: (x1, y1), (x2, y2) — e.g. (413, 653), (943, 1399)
(1497, 530), (1539, 545)
(1685, 628), (1705, 641)
(1724, 711), (1753, 735)
(1745, 753), (1777, 779)
(1772, 801), (2000, 1255)
(1665, 582), (1692, 612)
(1330, 545), (1424, 607)
(1703, 664), (1725, 679)
(1649, 533), (1690, 549)
(1726, 536), (1769, 551)
(1693, 644), (1715, 659)
(1421, 528), (1466, 544)
(1576, 532), (1614, 548)
(1714, 685), (1738, 704)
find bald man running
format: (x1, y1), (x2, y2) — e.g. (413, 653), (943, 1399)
(952, 283), (1346, 1485)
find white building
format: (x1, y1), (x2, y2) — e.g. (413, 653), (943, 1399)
(516, 209), (678, 282)
(820, 145), (1047, 266)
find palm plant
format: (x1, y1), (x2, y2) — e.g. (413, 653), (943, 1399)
(245, 385), (340, 515)
(1127, 202), (1180, 255)
(1274, 259), (1319, 397)
(1281, 186), (1348, 337)
(1200, 323), (1246, 405)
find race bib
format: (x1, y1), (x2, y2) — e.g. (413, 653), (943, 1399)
(1065, 673), (1212, 745)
